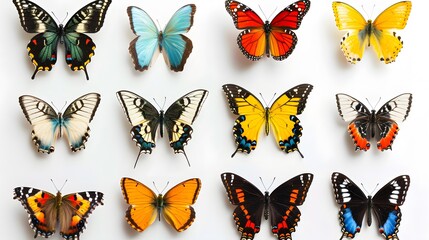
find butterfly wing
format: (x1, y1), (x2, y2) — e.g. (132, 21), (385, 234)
(120, 177), (158, 232)
(59, 191), (104, 239)
(221, 172), (265, 240)
(13, 187), (57, 238)
(19, 95), (61, 153)
(269, 84), (313, 157)
(269, 0), (310, 60)
(222, 84), (266, 157)
(164, 89), (208, 166)
(269, 173), (313, 240)
(372, 175), (410, 239)
(162, 178), (201, 231)
(127, 6), (160, 71)
(161, 4), (196, 71)
(371, 1), (412, 63)
(62, 0), (111, 80)
(61, 93), (101, 152)
(13, 0), (60, 79)
(332, 2), (369, 63)
(332, 172), (369, 239)
(225, 0), (266, 60)
(374, 93), (412, 151)
(116, 90), (160, 167)
(336, 94), (372, 151)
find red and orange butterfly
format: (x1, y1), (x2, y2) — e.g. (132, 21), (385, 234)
(225, 0), (311, 61)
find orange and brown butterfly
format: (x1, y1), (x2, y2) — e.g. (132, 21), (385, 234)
(120, 177), (201, 232)
(13, 185), (103, 239)
(332, 1), (412, 64)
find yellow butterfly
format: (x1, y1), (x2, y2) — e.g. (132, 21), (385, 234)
(120, 177), (201, 232)
(332, 1), (412, 64)
(222, 84), (313, 158)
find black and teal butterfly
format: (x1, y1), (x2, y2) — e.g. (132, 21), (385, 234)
(13, 0), (112, 80)
(127, 4), (196, 72)
(221, 172), (313, 240)
(331, 172), (410, 240)
(19, 93), (101, 153)
(116, 90), (208, 168)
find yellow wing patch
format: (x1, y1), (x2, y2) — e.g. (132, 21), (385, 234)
(332, 1), (412, 64)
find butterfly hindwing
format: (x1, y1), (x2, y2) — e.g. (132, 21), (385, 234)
(120, 177), (201, 232)
(19, 93), (100, 153)
(221, 173), (313, 240)
(332, 173), (410, 240)
(222, 84), (312, 157)
(13, 187), (103, 239)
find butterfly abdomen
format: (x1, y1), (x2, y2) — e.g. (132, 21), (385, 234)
(264, 21), (271, 58)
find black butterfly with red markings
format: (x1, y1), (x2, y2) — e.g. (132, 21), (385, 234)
(221, 172), (313, 240)
(12, 0), (111, 80)
(331, 172), (410, 239)
(13, 185), (103, 239)
(336, 93), (412, 151)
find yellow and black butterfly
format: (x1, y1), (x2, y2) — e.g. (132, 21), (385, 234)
(222, 84), (313, 158)
(120, 177), (201, 232)
(332, 1), (412, 64)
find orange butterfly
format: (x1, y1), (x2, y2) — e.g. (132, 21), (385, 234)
(120, 177), (201, 232)
(225, 0), (311, 61)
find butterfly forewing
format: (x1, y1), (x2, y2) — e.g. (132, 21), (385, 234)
(64, 0), (111, 33)
(13, 0), (58, 33)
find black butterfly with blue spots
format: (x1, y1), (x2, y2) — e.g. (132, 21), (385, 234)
(331, 172), (410, 240)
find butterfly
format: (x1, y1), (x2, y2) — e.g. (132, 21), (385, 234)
(336, 93), (412, 151)
(12, 0), (112, 80)
(127, 4), (196, 72)
(225, 0), (311, 61)
(221, 172), (313, 240)
(19, 93), (101, 153)
(13, 185), (103, 239)
(120, 177), (201, 232)
(222, 84), (312, 158)
(116, 89), (208, 167)
(332, 1), (412, 64)
(331, 172), (410, 239)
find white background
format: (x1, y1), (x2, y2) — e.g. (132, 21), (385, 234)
(0, 0), (427, 239)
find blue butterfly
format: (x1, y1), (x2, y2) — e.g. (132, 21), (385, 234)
(19, 93), (101, 153)
(127, 4), (196, 72)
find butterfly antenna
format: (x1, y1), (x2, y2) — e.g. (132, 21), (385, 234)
(156, 19), (162, 31)
(258, 5), (268, 20)
(365, 98), (375, 110)
(153, 97), (166, 110)
(50, 179), (68, 192)
(153, 181), (169, 194)
(374, 97), (381, 109)
(267, 6), (278, 20)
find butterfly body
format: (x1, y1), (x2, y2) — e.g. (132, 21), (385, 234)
(332, 1), (412, 64)
(13, 0), (111, 80)
(19, 93), (101, 153)
(117, 90), (208, 167)
(120, 177), (201, 232)
(225, 0), (310, 61)
(336, 93), (412, 151)
(222, 84), (312, 158)
(14, 186), (104, 239)
(221, 172), (313, 240)
(127, 4), (196, 72)
(331, 172), (410, 239)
